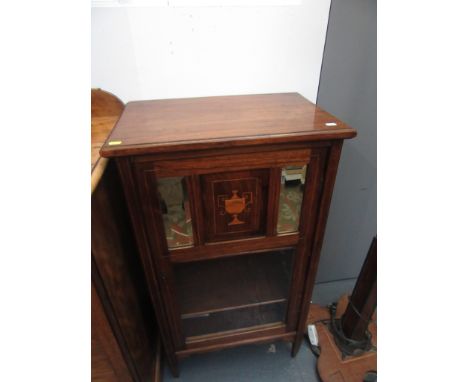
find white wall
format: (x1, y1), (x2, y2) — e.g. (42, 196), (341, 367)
(91, 0), (331, 103)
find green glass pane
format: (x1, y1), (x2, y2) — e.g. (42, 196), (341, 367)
(157, 177), (193, 248)
(277, 165), (307, 234)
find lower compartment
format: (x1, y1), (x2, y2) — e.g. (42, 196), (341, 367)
(173, 249), (295, 340)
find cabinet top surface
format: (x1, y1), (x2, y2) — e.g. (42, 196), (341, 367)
(100, 93), (356, 157)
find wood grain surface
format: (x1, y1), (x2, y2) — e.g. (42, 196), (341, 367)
(92, 162), (158, 382)
(101, 93), (356, 157)
(91, 88), (124, 171)
(110, 94), (357, 376)
(92, 282), (133, 382)
(91, 89), (163, 381)
(306, 296), (377, 382)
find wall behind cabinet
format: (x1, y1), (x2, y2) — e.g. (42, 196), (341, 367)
(91, 0), (331, 103)
(314, 0), (376, 291)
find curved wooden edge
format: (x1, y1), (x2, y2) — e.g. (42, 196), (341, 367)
(92, 88), (125, 117)
(91, 88), (125, 192)
(91, 157), (109, 194)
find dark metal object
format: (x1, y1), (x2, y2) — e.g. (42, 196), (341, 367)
(328, 303), (373, 358)
(342, 237), (377, 340)
(328, 237), (377, 357)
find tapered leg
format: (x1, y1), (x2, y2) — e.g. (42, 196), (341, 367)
(166, 353), (180, 378)
(291, 336), (303, 357)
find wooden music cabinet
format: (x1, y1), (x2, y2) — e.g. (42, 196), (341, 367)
(100, 93), (356, 377)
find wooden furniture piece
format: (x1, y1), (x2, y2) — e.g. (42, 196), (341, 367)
(100, 92), (357, 377)
(307, 296), (377, 382)
(92, 89), (162, 382)
(91, 89), (126, 174)
(341, 237), (377, 341)
(306, 237), (377, 382)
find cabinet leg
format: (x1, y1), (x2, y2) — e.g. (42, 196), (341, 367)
(165, 354), (180, 378)
(291, 334), (303, 357)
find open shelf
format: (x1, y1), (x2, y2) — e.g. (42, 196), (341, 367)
(174, 249), (294, 339)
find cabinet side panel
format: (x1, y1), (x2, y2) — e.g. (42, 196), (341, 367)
(92, 160), (157, 382)
(285, 149), (328, 332)
(135, 168), (186, 348)
(116, 157), (181, 376)
(292, 141), (344, 355)
(92, 282), (133, 382)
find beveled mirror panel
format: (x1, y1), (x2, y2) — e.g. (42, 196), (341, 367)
(157, 177), (193, 248)
(277, 165), (307, 234)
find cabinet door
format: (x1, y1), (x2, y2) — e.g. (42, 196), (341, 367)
(174, 248), (296, 341)
(131, 146), (328, 348)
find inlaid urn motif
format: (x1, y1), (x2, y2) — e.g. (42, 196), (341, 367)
(205, 170), (268, 241)
(218, 190), (253, 226)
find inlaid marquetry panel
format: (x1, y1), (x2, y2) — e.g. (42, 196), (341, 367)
(201, 169), (270, 242)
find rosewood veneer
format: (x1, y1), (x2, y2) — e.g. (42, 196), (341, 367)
(100, 92), (356, 377)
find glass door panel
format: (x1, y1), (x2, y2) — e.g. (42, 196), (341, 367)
(174, 249), (295, 339)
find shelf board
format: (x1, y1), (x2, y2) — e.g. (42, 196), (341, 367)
(181, 298), (287, 319)
(183, 301), (287, 339)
